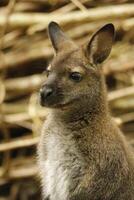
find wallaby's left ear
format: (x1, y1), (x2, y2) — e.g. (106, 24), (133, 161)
(48, 21), (77, 53)
(86, 23), (115, 65)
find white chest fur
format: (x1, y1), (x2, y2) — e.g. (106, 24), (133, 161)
(39, 124), (83, 200)
(44, 135), (70, 200)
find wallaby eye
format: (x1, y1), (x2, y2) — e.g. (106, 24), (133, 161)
(70, 72), (82, 82)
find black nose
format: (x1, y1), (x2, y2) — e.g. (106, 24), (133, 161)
(40, 86), (53, 100)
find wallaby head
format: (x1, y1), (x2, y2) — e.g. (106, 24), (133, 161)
(40, 22), (115, 115)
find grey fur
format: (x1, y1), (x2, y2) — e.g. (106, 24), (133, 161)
(37, 22), (134, 200)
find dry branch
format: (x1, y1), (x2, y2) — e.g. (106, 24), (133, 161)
(0, 164), (38, 180)
(0, 4), (134, 28)
(108, 85), (134, 101)
(5, 74), (44, 92)
(0, 137), (39, 152)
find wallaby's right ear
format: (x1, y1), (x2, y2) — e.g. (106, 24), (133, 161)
(85, 23), (115, 65)
(48, 21), (76, 53)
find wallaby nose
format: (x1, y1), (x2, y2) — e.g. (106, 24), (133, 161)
(40, 86), (53, 101)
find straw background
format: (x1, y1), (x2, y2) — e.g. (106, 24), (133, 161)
(0, 0), (134, 199)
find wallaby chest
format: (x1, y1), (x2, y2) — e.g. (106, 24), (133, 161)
(40, 121), (86, 200)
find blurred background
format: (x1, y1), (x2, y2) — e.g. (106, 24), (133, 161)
(0, 0), (134, 199)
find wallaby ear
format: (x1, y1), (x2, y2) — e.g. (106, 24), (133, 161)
(86, 23), (115, 65)
(48, 21), (76, 53)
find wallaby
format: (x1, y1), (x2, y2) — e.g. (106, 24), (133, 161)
(38, 22), (134, 200)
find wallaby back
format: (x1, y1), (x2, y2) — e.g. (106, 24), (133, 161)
(38, 22), (134, 200)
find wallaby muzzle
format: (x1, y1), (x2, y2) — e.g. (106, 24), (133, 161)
(40, 84), (54, 106)
(40, 83), (63, 107)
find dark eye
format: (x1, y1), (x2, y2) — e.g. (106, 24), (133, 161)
(70, 72), (82, 82)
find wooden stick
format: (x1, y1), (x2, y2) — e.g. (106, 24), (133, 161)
(0, 46), (52, 70)
(0, 4), (134, 28)
(51, 0), (88, 14)
(5, 74), (44, 92)
(0, 137), (39, 152)
(70, 0), (88, 11)
(111, 97), (134, 111)
(3, 109), (48, 123)
(0, 164), (38, 179)
(108, 86), (134, 101)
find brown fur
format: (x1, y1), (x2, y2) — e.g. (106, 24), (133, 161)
(37, 22), (134, 200)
